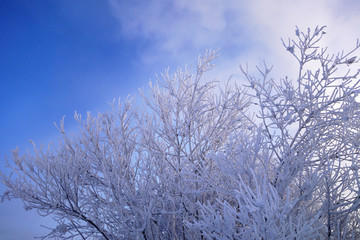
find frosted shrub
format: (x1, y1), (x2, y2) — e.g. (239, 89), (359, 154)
(2, 27), (360, 239)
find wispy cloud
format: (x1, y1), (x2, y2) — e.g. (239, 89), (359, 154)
(109, 0), (360, 81)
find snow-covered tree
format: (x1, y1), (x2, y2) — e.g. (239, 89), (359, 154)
(2, 26), (360, 239)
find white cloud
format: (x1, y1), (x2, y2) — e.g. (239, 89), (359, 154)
(109, 0), (360, 82)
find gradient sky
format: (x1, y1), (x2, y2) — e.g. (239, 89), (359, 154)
(1, 0), (360, 239)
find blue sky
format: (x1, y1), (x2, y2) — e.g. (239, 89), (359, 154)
(1, 0), (360, 239)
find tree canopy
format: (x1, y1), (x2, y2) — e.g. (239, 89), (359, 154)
(2, 26), (360, 239)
